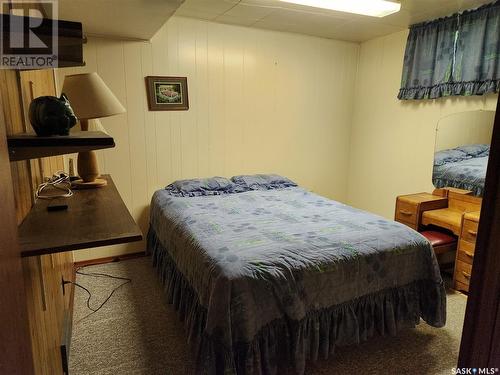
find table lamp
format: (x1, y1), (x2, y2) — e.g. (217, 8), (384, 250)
(62, 72), (125, 188)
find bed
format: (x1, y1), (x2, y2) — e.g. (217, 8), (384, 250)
(433, 144), (489, 196)
(147, 175), (446, 375)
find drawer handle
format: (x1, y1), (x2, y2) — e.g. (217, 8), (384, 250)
(399, 210), (413, 216)
(467, 230), (477, 237)
(464, 251), (474, 258)
(462, 271), (471, 279)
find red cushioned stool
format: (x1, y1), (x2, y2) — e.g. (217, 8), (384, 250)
(420, 230), (457, 266)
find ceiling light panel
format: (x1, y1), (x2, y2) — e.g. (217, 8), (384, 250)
(278, 0), (401, 17)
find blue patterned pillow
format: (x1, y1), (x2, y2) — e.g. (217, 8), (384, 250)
(434, 149), (469, 166)
(478, 148), (490, 157)
(166, 177), (236, 197)
(454, 144), (489, 157)
(231, 174), (297, 190)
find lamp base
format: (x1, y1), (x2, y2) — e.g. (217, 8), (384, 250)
(72, 178), (107, 189)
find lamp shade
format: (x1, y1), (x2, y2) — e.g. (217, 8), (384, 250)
(62, 72), (126, 120)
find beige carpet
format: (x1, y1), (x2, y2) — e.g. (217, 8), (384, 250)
(70, 258), (467, 375)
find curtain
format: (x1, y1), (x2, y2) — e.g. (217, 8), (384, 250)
(398, 1), (500, 100)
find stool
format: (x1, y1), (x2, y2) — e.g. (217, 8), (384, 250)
(421, 230), (457, 266)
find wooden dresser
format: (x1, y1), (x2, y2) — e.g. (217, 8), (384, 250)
(455, 211), (480, 292)
(395, 190), (482, 293)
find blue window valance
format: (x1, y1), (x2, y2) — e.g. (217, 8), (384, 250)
(398, 1), (500, 100)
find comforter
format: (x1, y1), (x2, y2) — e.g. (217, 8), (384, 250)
(148, 186), (446, 374)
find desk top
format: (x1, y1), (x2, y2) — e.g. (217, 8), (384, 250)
(18, 175), (143, 257)
(398, 192), (448, 205)
(420, 192), (481, 236)
(422, 208), (463, 236)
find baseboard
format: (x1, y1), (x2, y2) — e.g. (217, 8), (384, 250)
(74, 251), (147, 269)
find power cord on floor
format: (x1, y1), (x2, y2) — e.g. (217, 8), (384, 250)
(64, 266), (132, 323)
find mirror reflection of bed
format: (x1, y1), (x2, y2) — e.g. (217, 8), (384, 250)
(396, 110), (495, 296)
(433, 110), (495, 197)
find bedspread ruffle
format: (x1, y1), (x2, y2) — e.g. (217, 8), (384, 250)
(433, 177), (484, 196)
(148, 228), (446, 375)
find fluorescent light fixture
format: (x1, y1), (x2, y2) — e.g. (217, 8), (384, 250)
(279, 0), (401, 17)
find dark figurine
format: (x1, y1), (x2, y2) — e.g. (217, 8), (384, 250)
(29, 94), (77, 136)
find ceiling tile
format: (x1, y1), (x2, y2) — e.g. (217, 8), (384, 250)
(222, 3), (276, 21)
(214, 14), (262, 26)
(331, 21), (404, 42)
(176, 0), (239, 17)
(175, 0), (497, 42)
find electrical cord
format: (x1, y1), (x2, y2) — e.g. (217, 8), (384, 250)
(35, 171), (73, 200)
(65, 266), (132, 323)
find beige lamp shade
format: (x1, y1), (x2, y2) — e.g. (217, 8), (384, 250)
(62, 72), (126, 120)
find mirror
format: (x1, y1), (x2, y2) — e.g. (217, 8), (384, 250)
(434, 110), (495, 196)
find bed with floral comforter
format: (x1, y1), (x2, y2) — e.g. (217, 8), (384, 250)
(147, 175), (446, 375)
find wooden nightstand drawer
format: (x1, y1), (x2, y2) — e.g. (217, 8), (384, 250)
(461, 219), (479, 243)
(455, 259), (473, 287)
(394, 193), (448, 230)
(457, 239), (475, 265)
(395, 200), (418, 225)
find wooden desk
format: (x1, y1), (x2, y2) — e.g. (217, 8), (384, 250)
(18, 175), (143, 257)
(422, 208), (463, 235)
(421, 192), (481, 237)
(395, 189), (482, 293)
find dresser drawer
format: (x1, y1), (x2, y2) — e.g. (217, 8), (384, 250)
(461, 219), (479, 243)
(457, 240), (475, 265)
(455, 260), (473, 287)
(395, 200), (418, 225)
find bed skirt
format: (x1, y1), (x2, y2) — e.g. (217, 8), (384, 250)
(148, 227), (446, 375)
(433, 177), (484, 196)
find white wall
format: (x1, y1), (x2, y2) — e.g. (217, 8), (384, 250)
(57, 16), (360, 261)
(346, 30), (498, 219)
(435, 110), (495, 151)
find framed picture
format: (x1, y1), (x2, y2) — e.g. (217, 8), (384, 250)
(145, 76), (189, 111)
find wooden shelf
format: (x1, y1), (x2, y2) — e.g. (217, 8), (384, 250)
(18, 175), (142, 257)
(7, 131), (115, 161)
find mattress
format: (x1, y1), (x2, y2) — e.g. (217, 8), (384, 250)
(148, 186), (446, 375)
(433, 155), (488, 196)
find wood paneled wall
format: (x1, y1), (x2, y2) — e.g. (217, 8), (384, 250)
(0, 70), (65, 223)
(0, 85), (34, 375)
(0, 68), (74, 375)
(57, 16), (360, 261)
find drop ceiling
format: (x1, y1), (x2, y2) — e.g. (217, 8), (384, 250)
(175, 0), (495, 42)
(57, 0), (184, 40)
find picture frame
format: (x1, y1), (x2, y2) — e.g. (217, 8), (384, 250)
(145, 76), (189, 111)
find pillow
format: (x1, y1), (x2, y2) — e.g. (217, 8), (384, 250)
(165, 176), (236, 197)
(478, 148), (490, 157)
(231, 174), (297, 190)
(454, 144), (489, 157)
(434, 149), (469, 167)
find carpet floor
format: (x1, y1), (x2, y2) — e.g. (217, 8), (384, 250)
(70, 258), (466, 375)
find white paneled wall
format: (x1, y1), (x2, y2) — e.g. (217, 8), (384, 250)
(57, 16), (360, 261)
